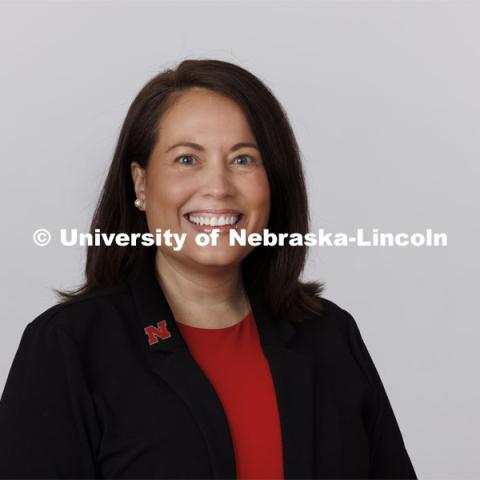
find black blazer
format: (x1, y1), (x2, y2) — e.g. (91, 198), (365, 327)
(0, 261), (417, 479)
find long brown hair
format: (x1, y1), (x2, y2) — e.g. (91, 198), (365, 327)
(56, 59), (325, 323)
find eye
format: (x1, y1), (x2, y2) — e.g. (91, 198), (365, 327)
(233, 155), (255, 166)
(175, 155), (197, 166)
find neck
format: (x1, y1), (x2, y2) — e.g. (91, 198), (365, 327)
(154, 250), (250, 329)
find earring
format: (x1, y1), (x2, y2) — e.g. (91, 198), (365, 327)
(134, 198), (143, 210)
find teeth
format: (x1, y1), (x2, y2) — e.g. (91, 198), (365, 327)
(187, 214), (240, 226)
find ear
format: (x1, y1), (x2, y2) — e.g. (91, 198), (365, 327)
(131, 161), (147, 210)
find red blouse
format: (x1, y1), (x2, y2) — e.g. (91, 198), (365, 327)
(176, 310), (284, 479)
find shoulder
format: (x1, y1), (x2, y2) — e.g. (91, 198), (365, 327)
(295, 296), (358, 335)
(287, 298), (383, 398)
(25, 282), (132, 345)
(288, 296), (365, 356)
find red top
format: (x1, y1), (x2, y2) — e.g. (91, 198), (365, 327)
(176, 310), (284, 480)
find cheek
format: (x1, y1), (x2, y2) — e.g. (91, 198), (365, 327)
(243, 172), (270, 213)
(145, 173), (193, 225)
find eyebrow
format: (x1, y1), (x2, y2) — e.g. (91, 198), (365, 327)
(165, 141), (259, 153)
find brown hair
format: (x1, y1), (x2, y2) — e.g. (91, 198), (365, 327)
(56, 59), (325, 323)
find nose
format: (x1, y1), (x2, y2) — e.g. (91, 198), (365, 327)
(200, 160), (235, 198)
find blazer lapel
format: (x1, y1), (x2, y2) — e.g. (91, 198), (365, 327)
(128, 260), (314, 479)
(243, 279), (315, 479)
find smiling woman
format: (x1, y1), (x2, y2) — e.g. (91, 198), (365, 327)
(56, 60), (323, 328)
(0, 59), (417, 479)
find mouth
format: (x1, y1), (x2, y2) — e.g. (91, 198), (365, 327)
(183, 211), (243, 228)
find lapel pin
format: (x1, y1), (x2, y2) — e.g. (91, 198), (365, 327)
(144, 320), (172, 345)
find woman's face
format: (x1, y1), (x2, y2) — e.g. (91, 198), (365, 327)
(131, 87), (271, 271)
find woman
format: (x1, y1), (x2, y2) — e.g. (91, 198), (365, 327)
(0, 59), (417, 479)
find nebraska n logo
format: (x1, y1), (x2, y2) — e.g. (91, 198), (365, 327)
(144, 320), (172, 345)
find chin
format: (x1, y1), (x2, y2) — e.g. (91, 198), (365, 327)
(187, 248), (243, 269)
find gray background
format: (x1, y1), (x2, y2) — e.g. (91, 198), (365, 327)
(1, 0), (479, 477)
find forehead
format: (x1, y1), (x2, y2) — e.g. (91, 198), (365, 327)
(157, 88), (255, 143)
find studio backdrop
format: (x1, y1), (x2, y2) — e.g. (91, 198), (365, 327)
(0, 1), (479, 478)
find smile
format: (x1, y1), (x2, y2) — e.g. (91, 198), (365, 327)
(185, 214), (242, 227)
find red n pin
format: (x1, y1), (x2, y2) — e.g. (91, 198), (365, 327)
(144, 320), (172, 345)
